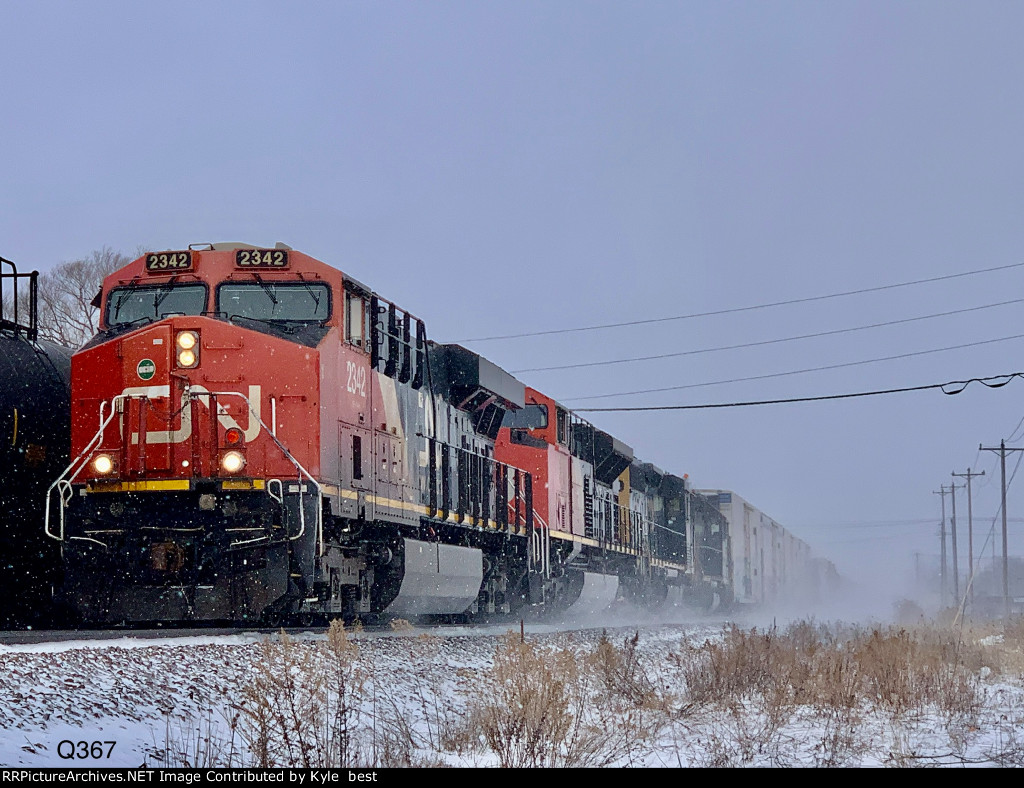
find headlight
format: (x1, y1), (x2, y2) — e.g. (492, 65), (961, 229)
(176, 331), (200, 368)
(93, 454), (114, 475)
(221, 450), (245, 474)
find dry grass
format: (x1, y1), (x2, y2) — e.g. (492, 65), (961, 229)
(665, 618), (1007, 766)
(973, 615), (1024, 675)
(149, 614), (1024, 767)
(150, 708), (244, 768)
(675, 620), (986, 717)
(452, 631), (658, 767)
(591, 630), (665, 710)
(239, 620), (365, 768)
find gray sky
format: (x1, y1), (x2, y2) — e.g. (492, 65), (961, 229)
(3, 1), (1024, 611)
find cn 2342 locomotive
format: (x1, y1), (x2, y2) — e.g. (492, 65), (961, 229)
(46, 244), (812, 625)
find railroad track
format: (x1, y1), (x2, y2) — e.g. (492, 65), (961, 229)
(0, 609), (730, 646)
(0, 623), (408, 646)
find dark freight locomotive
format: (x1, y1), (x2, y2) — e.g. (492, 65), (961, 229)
(1, 256), (72, 627)
(46, 244), (829, 625)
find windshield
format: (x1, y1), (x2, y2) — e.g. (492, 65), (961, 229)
(217, 282), (331, 323)
(106, 283), (208, 327)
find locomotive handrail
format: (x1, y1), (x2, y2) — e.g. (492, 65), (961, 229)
(45, 394), (127, 541)
(46, 389), (324, 555)
(68, 535), (109, 548)
(201, 388), (323, 554)
(528, 509), (551, 578)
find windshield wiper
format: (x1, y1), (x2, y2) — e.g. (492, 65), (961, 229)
(105, 314), (154, 334)
(112, 276), (142, 321)
(152, 275), (180, 316)
(295, 273), (322, 314)
(251, 272), (278, 308)
(227, 314), (319, 335)
(228, 314), (295, 332)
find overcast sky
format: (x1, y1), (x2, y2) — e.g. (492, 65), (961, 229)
(3, 1), (1024, 612)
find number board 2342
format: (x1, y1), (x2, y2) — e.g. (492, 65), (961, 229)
(145, 251), (192, 271)
(236, 249), (289, 268)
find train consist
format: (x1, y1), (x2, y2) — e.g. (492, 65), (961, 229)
(697, 490), (838, 611)
(40, 244), (834, 626)
(0, 257), (73, 627)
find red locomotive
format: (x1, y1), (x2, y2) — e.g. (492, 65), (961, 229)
(45, 243), (810, 625)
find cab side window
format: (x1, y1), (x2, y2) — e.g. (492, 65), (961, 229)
(557, 408), (569, 446)
(345, 291), (367, 348)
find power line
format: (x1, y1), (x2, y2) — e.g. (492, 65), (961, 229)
(816, 536), (957, 547)
(1007, 411), (1024, 443)
(456, 260), (1024, 343)
(573, 372), (1022, 412)
(565, 333), (1024, 403)
(807, 518), (1024, 529)
(512, 298), (1024, 373)
(811, 520), (959, 529)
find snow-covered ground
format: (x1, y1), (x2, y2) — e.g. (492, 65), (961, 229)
(1, 607), (1023, 768)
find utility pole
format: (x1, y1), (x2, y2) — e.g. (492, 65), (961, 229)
(953, 468), (985, 611)
(933, 486), (950, 606)
(950, 478), (963, 604)
(979, 440), (1024, 619)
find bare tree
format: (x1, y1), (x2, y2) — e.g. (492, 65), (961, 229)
(35, 247), (132, 347)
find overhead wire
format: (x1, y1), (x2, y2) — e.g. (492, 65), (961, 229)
(512, 298), (1024, 374)
(973, 456), (998, 492)
(456, 260), (1024, 343)
(564, 334), (1024, 405)
(962, 401), (1024, 495)
(812, 518), (1024, 529)
(971, 397), (1024, 487)
(1007, 411), (1024, 444)
(573, 372), (1022, 412)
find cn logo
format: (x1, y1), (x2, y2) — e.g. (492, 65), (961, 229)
(121, 385), (263, 445)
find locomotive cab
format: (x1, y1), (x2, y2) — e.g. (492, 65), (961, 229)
(50, 245), (337, 623)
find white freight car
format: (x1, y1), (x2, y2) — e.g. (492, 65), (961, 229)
(697, 490), (823, 609)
